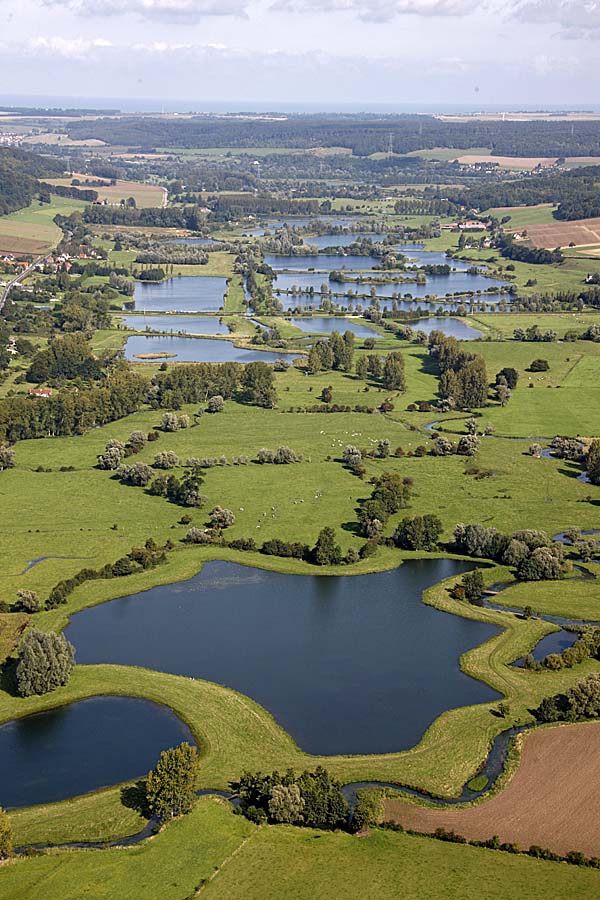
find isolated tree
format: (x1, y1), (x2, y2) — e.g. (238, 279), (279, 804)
(0, 808), (12, 859)
(529, 358), (549, 372)
(320, 385), (333, 404)
(207, 395), (225, 413)
(15, 589), (40, 613)
(16, 629), (75, 697)
(587, 440), (600, 486)
(461, 569), (484, 603)
(209, 506), (235, 529)
(146, 742), (199, 820)
(0, 445), (16, 471)
(312, 527), (342, 566)
(382, 352), (406, 391)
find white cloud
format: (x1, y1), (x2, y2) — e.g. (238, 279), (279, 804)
(270, 0), (478, 22)
(38, 0), (250, 21)
(27, 35), (114, 58)
(513, 0), (600, 36)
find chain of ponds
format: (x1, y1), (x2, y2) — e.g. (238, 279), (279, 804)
(18, 537), (600, 854)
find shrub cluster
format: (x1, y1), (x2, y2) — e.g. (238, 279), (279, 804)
(451, 523), (567, 581)
(232, 766), (348, 829)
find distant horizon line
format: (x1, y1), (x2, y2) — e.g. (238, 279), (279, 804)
(1, 93), (600, 116)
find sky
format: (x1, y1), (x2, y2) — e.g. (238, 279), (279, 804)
(0, 0), (599, 109)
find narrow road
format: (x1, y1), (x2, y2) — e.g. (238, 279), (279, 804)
(0, 252), (49, 311)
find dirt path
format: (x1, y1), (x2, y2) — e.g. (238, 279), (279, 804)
(384, 722), (600, 858)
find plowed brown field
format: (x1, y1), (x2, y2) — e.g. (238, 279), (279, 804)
(384, 722), (600, 857)
(526, 218), (600, 248)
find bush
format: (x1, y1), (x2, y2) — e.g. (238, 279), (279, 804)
(207, 395), (225, 413)
(529, 358), (550, 372)
(209, 506), (235, 529)
(153, 451), (180, 469)
(15, 590), (40, 613)
(0, 445), (16, 471)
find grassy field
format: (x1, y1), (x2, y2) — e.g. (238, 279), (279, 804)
(3, 334), (600, 609)
(490, 204), (558, 227)
(7, 797), (600, 900)
(3, 309), (600, 888)
(1, 798), (253, 900)
(199, 816), (600, 900)
(45, 174), (165, 208)
(492, 571), (600, 620)
(0, 195), (87, 255)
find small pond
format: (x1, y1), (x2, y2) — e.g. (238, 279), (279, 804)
(133, 276), (229, 313)
(65, 559), (500, 756)
(410, 317), (482, 341)
(0, 696), (193, 809)
(124, 335), (302, 364)
(287, 317), (380, 337)
(117, 315), (230, 336)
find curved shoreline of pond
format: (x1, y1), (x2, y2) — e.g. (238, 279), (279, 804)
(13, 724), (532, 854)
(7, 545), (599, 852)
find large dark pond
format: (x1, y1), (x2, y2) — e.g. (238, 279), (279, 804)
(124, 335), (302, 364)
(133, 276), (228, 313)
(0, 697), (193, 809)
(65, 560), (500, 756)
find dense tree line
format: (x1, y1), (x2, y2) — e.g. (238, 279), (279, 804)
(0, 147), (63, 215)
(496, 235), (563, 266)
(65, 115), (600, 158)
(428, 331), (488, 409)
(535, 674), (600, 723)
(0, 367), (148, 442)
